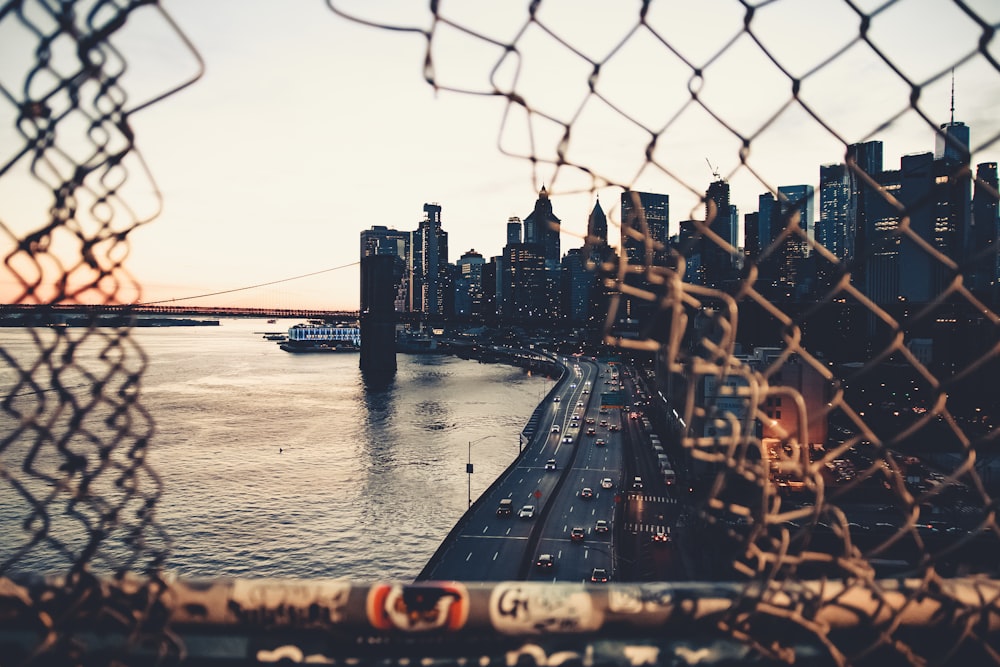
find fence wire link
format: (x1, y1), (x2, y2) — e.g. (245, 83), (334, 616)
(1, 0), (201, 663)
(328, 1), (1000, 664)
(1, 0), (1000, 664)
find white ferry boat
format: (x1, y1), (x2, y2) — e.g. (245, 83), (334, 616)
(279, 323), (360, 353)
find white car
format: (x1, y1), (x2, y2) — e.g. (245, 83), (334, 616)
(595, 519), (609, 533)
(518, 505), (536, 519)
(600, 477), (614, 489)
(545, 459), (557, 470)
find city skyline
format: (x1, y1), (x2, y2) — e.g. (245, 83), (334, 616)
(2, 0), (998, 310)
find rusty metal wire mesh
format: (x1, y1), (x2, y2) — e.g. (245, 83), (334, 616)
(1, 0), (202, 662)
(325, 0), (1000, 664)
(1, 0), (1000, 664)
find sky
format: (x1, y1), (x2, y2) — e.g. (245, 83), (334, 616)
(1, 0), (999, 311)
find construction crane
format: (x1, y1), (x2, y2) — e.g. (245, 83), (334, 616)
(705, 157), (721, 181)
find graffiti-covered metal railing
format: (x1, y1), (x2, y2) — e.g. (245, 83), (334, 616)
(2, 575), (999, 665)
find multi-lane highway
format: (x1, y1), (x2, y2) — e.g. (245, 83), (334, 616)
(419, 358), (684, 583)
(525, 362), (623, 583)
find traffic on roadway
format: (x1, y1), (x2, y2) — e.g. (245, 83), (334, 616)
(418, 357), (684, 583)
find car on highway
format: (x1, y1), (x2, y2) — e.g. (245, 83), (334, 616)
(562, 435), (573, 443)
(535, 554), (555, 569)
(580, 487), (594, 499)
(600, 477), (614, 489)
(586, 427), (596, 436)
(545, 459), (557, 470)
(590, 568), (609, 583)
(595, 519), (609, 533)
(594, 438), (606, 447)
(632, 476), (644, 491)
(518, 505), (536, 519)
(496, 499), (513, 517)
(652, 527), (670, 543)
(586, 417), (595, 424)
(570, 527), (585, 541)
(553, 396), (561, 402)
(551, 424), (560, 433)
(608, 424), (620, 431)
(576, 401), (584, 407)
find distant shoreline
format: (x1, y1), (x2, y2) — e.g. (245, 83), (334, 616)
(0, 314), (220, 328)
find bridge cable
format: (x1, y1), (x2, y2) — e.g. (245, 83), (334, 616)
(137, 262), (360, 305)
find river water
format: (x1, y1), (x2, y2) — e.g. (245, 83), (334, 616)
(0, 318), (549, 581)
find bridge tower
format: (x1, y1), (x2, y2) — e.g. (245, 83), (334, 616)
(359, 254), (398, 378)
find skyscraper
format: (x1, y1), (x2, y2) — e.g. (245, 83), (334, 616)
(506, 217), (522, 246)
(522, 185), (561, 266)
(620, 191), (669, 266)
(743, 211), (760, 259)
(936, 121), (970, 164)
(502, 242), (547, 323)
(971, 162), (999, 294)
(414, 203), (449, 317)
(481, 257), (501, 325)
(818, 163), (851, 261)
(702, 178), (737, 287)
(755, 192), (780, 294)
(560, 247), (592, 325)
(587, 198), (608, 247)
(522, 186), (562, 318)
(455, 249), (485, 319)
(360, 225), (411, 312)
(864, 166), (902, 305)
(847, 140), (884, 294)
(777, 184), (815, 299)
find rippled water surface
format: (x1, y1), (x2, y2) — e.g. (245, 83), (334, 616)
(0, 319), (547, 581)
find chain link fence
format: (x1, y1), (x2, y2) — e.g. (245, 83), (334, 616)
(2, 0), (1000, 664)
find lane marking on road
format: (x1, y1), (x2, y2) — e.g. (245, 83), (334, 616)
(482, 526), (489, 534)
(461, 535), (529, 540)
(505, 527), (511, 535)
(466, 552), (472, 562)
(493, 552), (499, 561)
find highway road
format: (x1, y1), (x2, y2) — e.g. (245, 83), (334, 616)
(418, 358), (603, 581)
(418, 358), (689, 583)
(617, 366), (686, 581)
(526, 363), (624, 583)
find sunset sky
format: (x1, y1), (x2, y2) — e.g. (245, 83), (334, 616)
(1, 0), (998, 310)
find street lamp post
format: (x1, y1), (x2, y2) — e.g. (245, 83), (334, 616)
(467, 434), (497, 509)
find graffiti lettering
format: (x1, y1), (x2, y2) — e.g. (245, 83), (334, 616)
(496, 586), (529, 619)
